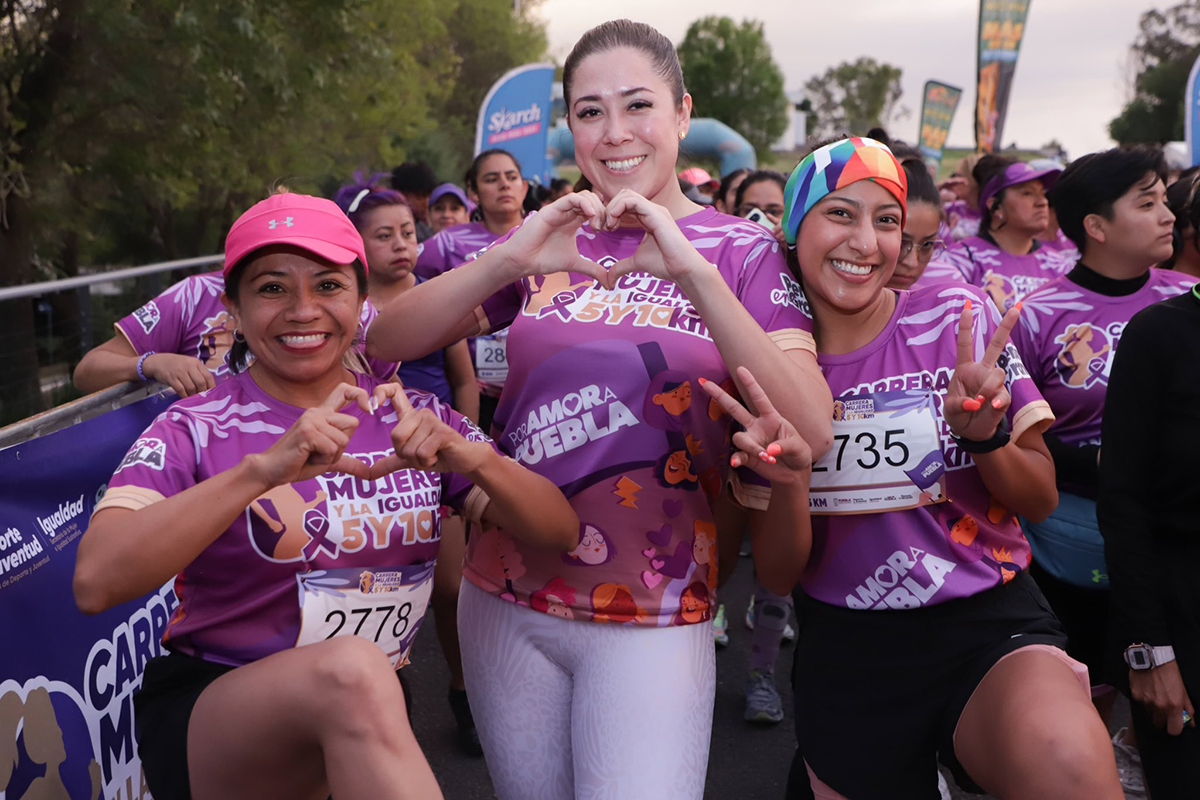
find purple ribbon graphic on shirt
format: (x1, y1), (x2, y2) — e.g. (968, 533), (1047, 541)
(536, 290), (579, 321)
(302, 506), (337, 560)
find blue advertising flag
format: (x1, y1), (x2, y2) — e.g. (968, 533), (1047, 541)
(0, 391), (175, 798)
(1187, 52), (1200, 167)
(475, 63), (556, 185)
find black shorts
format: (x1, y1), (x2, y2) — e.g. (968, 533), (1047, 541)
(134, 652), (235, 800)
(135, 651), (415, 800)
(792, 570), (1068, 800)
(1027, 561), (1111, 686)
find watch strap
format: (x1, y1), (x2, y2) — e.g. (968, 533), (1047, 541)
(1151, 645), (1176, 666)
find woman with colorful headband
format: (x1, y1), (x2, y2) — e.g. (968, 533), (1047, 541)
(777, 137), (1122, 800)
(71, 192), (579, 800)
(941, 156), (1075, 313)
(368, 19), (830, 799)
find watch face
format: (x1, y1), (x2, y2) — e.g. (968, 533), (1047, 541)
(1130, 648), (1151, 669)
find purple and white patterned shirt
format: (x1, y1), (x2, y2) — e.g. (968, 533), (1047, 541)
(1013, 268), (1194, 446)
(942, 236), (1075, 312)
(94, 371), (494, 666)
(460, 207), (816, 626)
(797, 284), (1054, 610)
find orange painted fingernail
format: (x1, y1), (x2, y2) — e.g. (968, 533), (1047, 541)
(963, 399), (982, 411)
(976, 394), (986, 402)
(992, 398), (1004, 409)
(964, 299), (972, 311)
(698, 377), (707, 385)
(1014, 301), (1023, 312)
(766, 443), (782, 456)
(730, 455), (740, 467)
(767, 456), (777, 464)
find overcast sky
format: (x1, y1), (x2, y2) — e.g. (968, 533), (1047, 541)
(534, 0), (1161, 159)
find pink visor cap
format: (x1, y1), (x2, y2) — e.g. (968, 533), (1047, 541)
(678, 167), (719, 190)
(223, 193), (369, 277)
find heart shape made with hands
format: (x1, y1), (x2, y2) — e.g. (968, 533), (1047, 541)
(539, 189), (696, 292)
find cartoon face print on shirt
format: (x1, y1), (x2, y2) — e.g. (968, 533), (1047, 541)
(591, 582), (646, 624)
(653, 380), (692, 416)
(530, 577), (577, 619)
(563, 522), (616, 566)
(658, 449), (698, 488)
(676, 581), (711, 625)
(1054, 323), (1112, 388)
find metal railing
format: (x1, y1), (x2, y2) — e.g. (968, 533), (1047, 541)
(0, 255), (221, 425)
(0, 381), (168, 449)
(0, 255), (223, 302)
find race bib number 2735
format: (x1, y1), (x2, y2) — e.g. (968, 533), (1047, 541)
(809, 390), (948, 515)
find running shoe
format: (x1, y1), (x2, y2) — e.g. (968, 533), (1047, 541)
(744, 601), (797, 642)
(744, 670), (784, 724)
(448, 688), (484, 757)
(713, 604), (729, 647)
(1111, 727), (1145, 795)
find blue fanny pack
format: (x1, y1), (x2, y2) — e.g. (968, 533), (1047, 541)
(1020, 492), (1108, 590)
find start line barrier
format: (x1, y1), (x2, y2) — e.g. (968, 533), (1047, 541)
(1, 383), (177, 800)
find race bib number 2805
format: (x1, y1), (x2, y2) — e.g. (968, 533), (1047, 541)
(295, 563), (434, 668)
(809, 390), (948, 515)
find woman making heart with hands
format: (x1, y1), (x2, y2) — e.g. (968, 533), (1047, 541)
(73, 193), (577, 800)
(368, 19), (830, 800)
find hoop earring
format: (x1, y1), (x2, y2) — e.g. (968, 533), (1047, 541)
(233, 329), (245, 343)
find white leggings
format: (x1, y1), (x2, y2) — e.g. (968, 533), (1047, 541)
(458, 580), (716, 800)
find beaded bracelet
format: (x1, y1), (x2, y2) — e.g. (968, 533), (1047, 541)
(136, 351), (156, 382)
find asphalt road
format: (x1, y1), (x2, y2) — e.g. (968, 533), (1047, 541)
(402, 560), (1141, 800)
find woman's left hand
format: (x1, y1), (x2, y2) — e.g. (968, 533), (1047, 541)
(367, 382), (490, 477)
(945, 299), (1021, 443)
(601, 189), (707, 288)
(700, 366), (812, 486)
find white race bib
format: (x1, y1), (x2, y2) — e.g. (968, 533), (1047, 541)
(295, 564), (434, 668)
(810, 391), (948, 516)
(474, 333), (508, 383)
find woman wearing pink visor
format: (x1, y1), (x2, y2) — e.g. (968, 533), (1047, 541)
(943, 157), (1075, 312)
(72, 193), (579, 800)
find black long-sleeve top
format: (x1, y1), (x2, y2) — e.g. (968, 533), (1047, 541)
(1098, 288), (1200, 660)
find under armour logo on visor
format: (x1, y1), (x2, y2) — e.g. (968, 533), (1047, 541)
(268, 217), (294, 229)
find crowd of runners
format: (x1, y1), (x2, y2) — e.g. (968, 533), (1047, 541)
(65, 17), (1199, 800)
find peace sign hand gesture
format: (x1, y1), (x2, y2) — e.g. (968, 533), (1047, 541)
(946, 298), (1021, 443)
(700, 366), (812, 486)
(367, 382), (490, 479)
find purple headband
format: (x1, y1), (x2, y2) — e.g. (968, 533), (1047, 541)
(980, 162), (1062, 211)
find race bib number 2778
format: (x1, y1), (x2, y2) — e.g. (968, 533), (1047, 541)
(295, 563), (434, 668)
(809, 390), (949, 515)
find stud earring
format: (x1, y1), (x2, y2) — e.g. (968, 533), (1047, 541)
(679, 131), (686, 140)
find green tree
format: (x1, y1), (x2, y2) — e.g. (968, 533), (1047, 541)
(1109, 2), (1200, 144)
(676, 16), (787, 155)
(804, 57), (907, 141)
(0, 0), (546, 421)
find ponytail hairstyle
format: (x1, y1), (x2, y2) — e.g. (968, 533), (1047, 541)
(900, 157), (942, 214)
(562, 19), (685, 110)
(973, 154), (1017, 233)
(332, 171), (409, 231)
